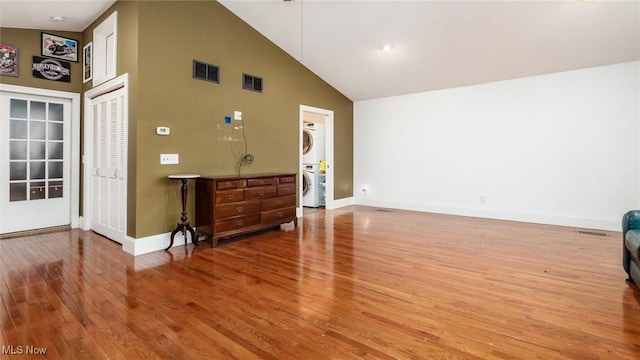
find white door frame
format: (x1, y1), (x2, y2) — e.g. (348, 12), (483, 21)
(82, 73), (128, 236)
(299, 104), (334, 216)
(0, 84), (81, 229)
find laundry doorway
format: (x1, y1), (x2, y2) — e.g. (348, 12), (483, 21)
(299, 105), (334, 217)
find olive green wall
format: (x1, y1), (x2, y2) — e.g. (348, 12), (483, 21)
(83, 0), (140, 237)
(0, 28), (83, 92)
(3, 1), (353, 240)
(90, 1), (353, 239)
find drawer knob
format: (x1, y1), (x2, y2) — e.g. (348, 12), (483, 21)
(278, 212), (283, 218)
(259, 180), (264, 184)
(258, 191), (265, 196)
(227, 195), (234, 200)
(236, 219), (244, 226)
(277, 201), (283, 206)
(236, 206), (244, 213)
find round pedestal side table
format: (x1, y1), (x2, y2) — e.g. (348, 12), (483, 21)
(166, 174), (200, 251)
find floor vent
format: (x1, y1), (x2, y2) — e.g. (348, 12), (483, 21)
(578, 230), (608, 237)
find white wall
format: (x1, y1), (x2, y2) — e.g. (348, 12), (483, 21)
(354, 62), (640, 231)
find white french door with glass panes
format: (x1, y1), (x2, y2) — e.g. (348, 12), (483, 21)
(0, 93), (71, 234)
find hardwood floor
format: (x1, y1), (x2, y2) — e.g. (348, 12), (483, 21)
(1, 205), (639, 359)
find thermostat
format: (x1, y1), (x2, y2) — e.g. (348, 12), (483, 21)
(156, 126), (170, 136)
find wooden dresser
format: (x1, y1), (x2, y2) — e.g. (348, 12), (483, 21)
(195, 173), (297, 247)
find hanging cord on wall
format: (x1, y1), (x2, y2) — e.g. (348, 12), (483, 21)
(236, 116), (254, 176)
(300, 0), (304, 61)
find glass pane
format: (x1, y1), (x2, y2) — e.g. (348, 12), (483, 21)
(10, 99), (27, 118)
(30, 101), (46, 120)
(30, 162), (45, 179)
(10, 120), (27, 139)
(10, 183), (27, 202)
(30, 141), (46, 159)
(10, 162), (27, 180)
(48, 123), (63, 140)
(49, 181), (63, 198)
(30, 121), (46, 140)
(49, 103), (64, 121)
(10, 141), (27, 160)
(48, 142), (63, 159)
(30, 181), (45, 200)
(48, 161), (63, 179)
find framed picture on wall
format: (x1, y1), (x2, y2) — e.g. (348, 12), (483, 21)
(83, 42), (92, 83)
(0, 43), (19, 77)
(41, 32), (78, 62)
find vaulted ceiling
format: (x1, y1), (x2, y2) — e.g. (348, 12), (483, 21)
(2, 0), (639, 101)
(220, 0), (640, 101)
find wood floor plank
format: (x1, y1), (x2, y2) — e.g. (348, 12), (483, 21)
(1, 205), (639, 358)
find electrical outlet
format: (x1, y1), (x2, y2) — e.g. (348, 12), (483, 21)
(160, 153), (179, 165)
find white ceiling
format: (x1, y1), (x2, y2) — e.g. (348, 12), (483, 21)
(0, 0), (115, 32)
(220, 0), (640, 101)
(1, 1), (638, 101)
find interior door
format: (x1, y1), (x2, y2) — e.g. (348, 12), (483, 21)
(0, 92), (71, 234)
(89, 87), (126, 243)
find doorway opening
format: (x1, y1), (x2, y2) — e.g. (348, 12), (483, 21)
(299, 105), (334, 217)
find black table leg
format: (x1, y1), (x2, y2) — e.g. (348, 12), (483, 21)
(166, 178), (198, 252)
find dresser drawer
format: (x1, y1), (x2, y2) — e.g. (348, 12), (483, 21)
(217, 180), (244, 190)
(215, 189), (244, 204)
(215, 200), (260, 218)
(215, 214), (260, 233)
(245, 186), (277, 200)
(261, 206), (296, 224)
(277, 183), (296, 196)
(247, 177), (275, 187)
(262, 195), (296, 211)
(279, 175), (296, 184)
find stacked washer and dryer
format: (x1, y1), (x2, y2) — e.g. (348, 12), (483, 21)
(302, 122), (325, 208)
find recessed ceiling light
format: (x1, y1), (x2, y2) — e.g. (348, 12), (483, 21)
(382, 44), (392, 52)
(51, 16), (65, 22)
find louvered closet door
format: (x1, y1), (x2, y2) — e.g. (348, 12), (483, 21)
(0, 92), (71, 234)
(90, 87), (126, 243)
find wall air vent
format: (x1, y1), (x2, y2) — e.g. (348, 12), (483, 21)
(243, 73), (263, 92)
(193, 60), (219, 83)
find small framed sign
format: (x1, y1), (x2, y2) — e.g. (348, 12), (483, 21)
(41, 32), (78, 62)
(83, 42), (92, 83)
(32, 56), (71, 82)
(0, 43), (19, 77)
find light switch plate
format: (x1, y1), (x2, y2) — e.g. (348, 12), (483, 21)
(234, 111), (242, 121)
(160, 153), (179, 165)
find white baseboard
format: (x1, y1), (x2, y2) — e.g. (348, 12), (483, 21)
(122, 230), (195, 256)
(298, 197), (354, 214)
(355, 198), (620, 232)
(78, 216), (93, 231)
(328, 196), (354, 210)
